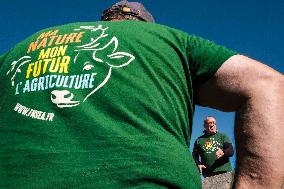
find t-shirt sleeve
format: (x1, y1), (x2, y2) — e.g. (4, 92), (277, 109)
(0, 53), (5, 65)
(187, 35), (237, 91)
(192, 139), (201, 164)
(192, 139), (199, 153)
(0, 51), (9, 68)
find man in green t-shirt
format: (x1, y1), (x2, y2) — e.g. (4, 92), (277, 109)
(0, 1), (284, 189)
(193, 116), (234, 177)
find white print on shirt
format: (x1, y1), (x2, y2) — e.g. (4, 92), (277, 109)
(13, 73), (98, 96)
(6, 24), (135, 110)
(202, 137), (221, 154)
(6, 56), (31, 87)
(51, 24), (135, 108)
(14, 103), (54, 121)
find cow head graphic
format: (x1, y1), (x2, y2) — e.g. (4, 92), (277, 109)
(50, 25), (135, 108)
(6, 56), (31, 87)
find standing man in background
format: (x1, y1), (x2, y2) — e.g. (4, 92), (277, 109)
(193, 116), (234, 177)
(0, 1), (284, 188)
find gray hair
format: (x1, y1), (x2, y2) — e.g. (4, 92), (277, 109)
(204, 116), (216, 124)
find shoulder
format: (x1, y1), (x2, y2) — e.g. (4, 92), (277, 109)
(217, 132), (226, 136)
(196, 133), (207, 141)
(216, 132), (228, 138)
(215, 132), (232, 143)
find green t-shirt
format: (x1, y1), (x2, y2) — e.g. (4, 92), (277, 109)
(0, 21), (236, 189)
(193, 132), (233, 173)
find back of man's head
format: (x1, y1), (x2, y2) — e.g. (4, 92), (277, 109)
(101, 0), (155, 22)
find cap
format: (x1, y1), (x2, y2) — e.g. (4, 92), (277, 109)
(101, 0), (155, 22)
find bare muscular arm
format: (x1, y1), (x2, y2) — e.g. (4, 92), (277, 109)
(196, 55), (284, 188)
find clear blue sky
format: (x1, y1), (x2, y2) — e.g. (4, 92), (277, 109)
(1, 0), (283, 169)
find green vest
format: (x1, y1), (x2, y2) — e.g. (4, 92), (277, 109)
(0, 21), (236, 188)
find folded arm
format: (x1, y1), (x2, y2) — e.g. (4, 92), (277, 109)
(223, 142), (234, 157)
(196, 55), (284, 188)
